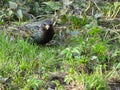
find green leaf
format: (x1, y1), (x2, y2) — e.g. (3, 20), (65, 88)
(62, 0), (73, 6)
(9, 1), (18, 9)
(8, 10), (13, 16)
(116, 63), (120, 69)
(43, 1), (61, 10)
(16, 9), (23, 19)
(89, 26), (101, 35)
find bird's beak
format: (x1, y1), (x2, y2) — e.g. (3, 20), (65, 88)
(45, 24), (50, 30)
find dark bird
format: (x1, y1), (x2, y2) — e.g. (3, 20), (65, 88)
(7, 19), (54, 45)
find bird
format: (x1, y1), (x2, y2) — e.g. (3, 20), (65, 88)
(7, 19), (55, 45)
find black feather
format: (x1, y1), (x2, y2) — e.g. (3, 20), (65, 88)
(7, 19), (54, 45)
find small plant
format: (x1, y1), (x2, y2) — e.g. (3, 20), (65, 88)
(101, 2), (120, 18)
(8, 1), (32, 21)
(0, 1), (34, 22)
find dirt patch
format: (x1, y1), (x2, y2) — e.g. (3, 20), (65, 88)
(107, 78), (120, 90)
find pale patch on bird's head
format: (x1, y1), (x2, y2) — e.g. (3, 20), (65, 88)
(45, 24), (50, 30)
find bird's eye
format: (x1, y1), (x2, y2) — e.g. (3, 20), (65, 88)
(43, 23), (46, 26)
(49, 21), (53, 25)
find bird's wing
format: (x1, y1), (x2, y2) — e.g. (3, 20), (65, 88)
(23, 22), (44, 42)
(25, 21), (42, 28)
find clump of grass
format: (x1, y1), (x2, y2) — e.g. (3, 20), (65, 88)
(0, 32), (63, 89)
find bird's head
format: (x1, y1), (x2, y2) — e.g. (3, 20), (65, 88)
(42, 20), (53, 30)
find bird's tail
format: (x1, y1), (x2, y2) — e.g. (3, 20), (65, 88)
(5, 26), (32, 42)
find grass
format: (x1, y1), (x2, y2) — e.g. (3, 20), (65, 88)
(0, 1), (120, 89)
(0, 25), (120, 90)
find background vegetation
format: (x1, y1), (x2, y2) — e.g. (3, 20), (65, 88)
(0, 0), (120, 90)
